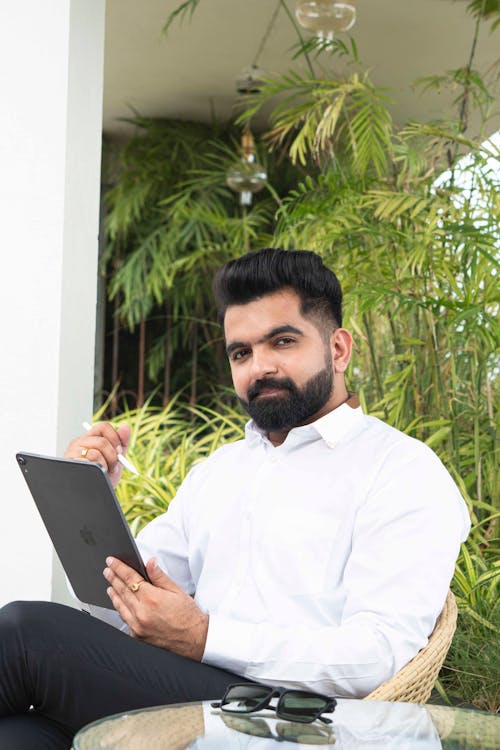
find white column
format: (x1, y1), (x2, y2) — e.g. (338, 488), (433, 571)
(0, 0), (105, 607)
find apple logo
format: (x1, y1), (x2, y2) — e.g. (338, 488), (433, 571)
(80, 525), (96, 546)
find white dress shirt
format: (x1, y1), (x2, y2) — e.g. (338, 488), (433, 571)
(133, 400), (470, 698)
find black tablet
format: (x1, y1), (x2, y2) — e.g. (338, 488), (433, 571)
(16, 451), (149, 608)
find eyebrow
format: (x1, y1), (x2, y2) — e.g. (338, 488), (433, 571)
(226, 324), (304, 356)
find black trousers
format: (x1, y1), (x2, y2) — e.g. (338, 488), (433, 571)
(0, 601), (250, 749)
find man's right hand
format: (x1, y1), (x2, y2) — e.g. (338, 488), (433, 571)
(64, 422), (131, 488)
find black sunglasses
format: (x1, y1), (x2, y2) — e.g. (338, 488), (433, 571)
(211, 683), (337, 724)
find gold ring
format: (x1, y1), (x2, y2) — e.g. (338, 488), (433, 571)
(129, 580), (146, 593)
(81, 448), (89, 457)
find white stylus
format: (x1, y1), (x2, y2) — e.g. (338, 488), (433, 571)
(82, 421), (139, 476)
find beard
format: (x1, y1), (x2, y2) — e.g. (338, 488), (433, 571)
(239, 355), (334, 433)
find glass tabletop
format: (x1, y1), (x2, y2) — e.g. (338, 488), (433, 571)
(73, 699), (500, 750)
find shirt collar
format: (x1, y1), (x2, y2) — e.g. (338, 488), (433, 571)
(244, 393), (364, 450)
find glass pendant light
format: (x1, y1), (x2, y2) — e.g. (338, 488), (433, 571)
(226, 129), (267, 206)
(236, 64), (265, 95)
(295, 1), (356, 40)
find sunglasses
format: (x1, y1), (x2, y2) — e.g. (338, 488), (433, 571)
(219, 713), (336, 745)
(211, 683), (337, 724)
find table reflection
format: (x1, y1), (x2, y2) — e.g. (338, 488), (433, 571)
(190, 701), (440, 750)
(73, 699), (499, 750)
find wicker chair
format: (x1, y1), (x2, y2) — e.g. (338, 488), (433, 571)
(364, 590), (457, 704)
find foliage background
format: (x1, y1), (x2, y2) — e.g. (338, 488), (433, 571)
(98, 1), (499, 710)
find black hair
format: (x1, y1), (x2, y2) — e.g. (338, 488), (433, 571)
(213, 248), (343, 332)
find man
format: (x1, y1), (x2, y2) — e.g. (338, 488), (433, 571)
(0, 248), (470, 748)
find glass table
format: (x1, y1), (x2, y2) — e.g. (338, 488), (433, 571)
(73, 699), (499, 750)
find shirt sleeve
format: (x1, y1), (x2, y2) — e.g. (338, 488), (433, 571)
(203, 443), (470, 697)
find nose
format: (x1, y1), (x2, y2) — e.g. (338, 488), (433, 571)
(249, 347), (278, 380)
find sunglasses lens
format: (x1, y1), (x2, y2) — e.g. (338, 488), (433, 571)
(223, 684), (270, 713)
(279, 692), (328, 722)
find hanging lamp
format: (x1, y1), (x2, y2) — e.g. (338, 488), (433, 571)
(226, 128), (267, 206)
(236, 64), (266, 96)
(295, 1), (356, 40)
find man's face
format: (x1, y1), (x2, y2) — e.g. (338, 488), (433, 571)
(224, 289), (337, 439)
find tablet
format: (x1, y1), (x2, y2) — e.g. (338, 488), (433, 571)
(16, 451), (149, 608)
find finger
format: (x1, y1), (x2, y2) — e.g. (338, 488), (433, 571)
(104, 566), (144, 620)
(64, 436), (108, 464)
(108, 460), (124, 487)
(77, 447), (108, 470)
(104, 565), (150, 635)
(73, 437), (118, 471)
(116, 424), (131, 454)
(145, 557), (182, 594)
(86, 421), (123, 452)
(106, 586), (137, 630)
(65, 422), (122, 455)
(82, 435), (120, 470)
(106, 556), (146, 590)
(65, 435), (120, 472)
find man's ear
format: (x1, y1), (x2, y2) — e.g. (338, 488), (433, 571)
(330, 328), (353, 373)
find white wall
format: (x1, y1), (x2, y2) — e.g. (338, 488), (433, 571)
(0, 0), (105, 606)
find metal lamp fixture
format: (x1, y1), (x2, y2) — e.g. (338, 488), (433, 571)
(236, 64), (265, 95)
(226, 128), (267, 206)
(227, 3), (275, 206)
(295, 0), (356, 40)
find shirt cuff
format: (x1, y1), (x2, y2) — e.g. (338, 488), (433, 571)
(202, 613), (255, 676)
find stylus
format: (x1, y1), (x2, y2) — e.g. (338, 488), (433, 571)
(82, 422), (140, 476)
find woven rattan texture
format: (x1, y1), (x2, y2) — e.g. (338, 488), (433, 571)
(364, 590), (458, 704)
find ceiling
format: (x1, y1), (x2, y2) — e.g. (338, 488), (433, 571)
(103, 0), (499, 139)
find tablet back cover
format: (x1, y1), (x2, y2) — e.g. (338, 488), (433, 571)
(16, 452), (147, 608)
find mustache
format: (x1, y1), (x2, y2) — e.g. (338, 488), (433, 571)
(247, 377), (296, 401)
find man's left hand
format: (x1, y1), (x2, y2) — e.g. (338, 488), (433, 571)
(104, 556), (208, 661)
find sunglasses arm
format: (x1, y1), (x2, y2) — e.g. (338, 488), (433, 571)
(318, 714), (333, 724)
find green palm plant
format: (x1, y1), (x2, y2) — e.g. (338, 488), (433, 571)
(100, 0), (499, 709)
(103, 119), (300, 405)
(103, 118), (220, 405)
(438, 532), (499, 711)
(241, 70), (393, 179)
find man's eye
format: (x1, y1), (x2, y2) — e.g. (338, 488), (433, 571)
(231, 349), (249, 361)
(276, 337), (295, 346)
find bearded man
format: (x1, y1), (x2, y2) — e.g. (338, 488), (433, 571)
(0, 248), (470, 748)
